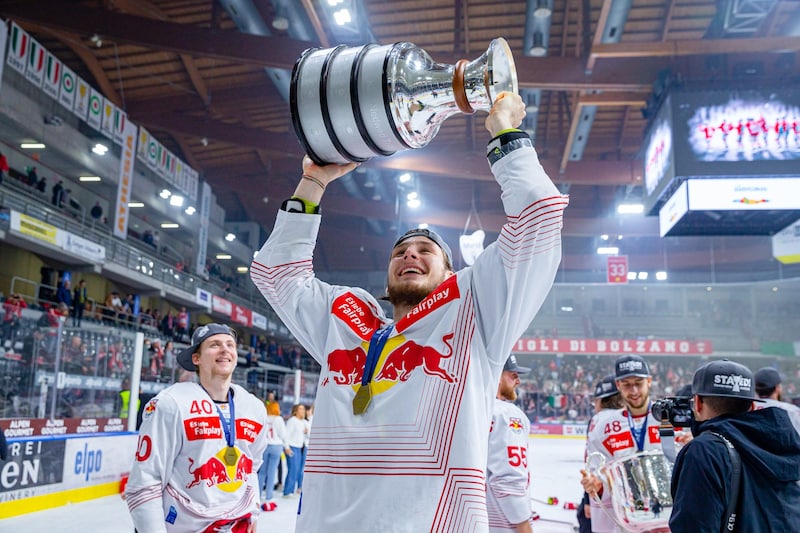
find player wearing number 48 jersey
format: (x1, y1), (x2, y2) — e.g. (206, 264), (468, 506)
(487, 356), (535, 533)
(581, 355), (663, 533)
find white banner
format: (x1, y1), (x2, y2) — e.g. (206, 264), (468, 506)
(251, 311), (267, 331)
(73, 76), (90, 120)
(195, 181), (211, 276)
(772, 219), (800, 264)
(113, 107), (127, 145)
(0, 19), (8, 91)
(688, 177), (800, 211)
(195, 288), (212, 312)
(42, 51), (61, 99)
(659, 181), (689, 237)
(62, 233), (106, 262)
(87, 86), (102, 130)
(24, 35), (45, 87)
(100, 97), (115, 140)
(58, 64), (76, 110)
(113, 122), (137, 240)
(6, 21), (27, 75)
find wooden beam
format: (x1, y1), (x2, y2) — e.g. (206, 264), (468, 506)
(0, 0), (311, 70)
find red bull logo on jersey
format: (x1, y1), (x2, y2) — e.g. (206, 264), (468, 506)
(324, 333), (457, 394)
(374, 333), (456, 384)
(187, 447), (253, 493)
(508, 418), (523, 433)
(142, 398), (158, 420)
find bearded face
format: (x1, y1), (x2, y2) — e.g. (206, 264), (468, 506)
(387, 237), (451, 311)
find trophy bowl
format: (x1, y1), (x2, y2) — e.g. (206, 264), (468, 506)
(587, 451), (673, 533)
(290, 38), (518, 165)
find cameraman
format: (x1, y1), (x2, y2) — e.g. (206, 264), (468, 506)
(581, 355), (663, 533)
(670, 360), (800, 532)
(753, 366), (800, 435)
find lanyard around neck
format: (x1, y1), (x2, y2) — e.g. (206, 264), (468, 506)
(361, 325), (393, 386)
(200, 385), (236, 447)
(626, 404), (650, 452)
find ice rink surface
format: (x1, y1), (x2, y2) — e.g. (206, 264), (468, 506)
(4, 436), (585, 532)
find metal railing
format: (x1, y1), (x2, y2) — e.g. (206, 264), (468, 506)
(0, 185), (283, 327)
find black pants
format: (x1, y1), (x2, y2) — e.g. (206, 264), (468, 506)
(73, 304), (84, 326)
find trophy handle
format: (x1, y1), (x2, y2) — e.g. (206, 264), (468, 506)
(584, 452), (628, 531)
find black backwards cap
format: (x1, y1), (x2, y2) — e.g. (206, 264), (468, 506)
(692, 359), (763, 401)
(393, 228), (453, 268)
(177, 323), (237, 371)
(503, 354), (531, 374)
(754, 367), (781, 392)
(594, 374), (619, 399)
(615, 354), (651, 379)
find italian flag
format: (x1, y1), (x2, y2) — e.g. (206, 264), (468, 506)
(45, 54), (61, 85)
(7, 22), (28, 73)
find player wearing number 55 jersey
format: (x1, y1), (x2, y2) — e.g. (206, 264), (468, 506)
(581, 355), (662, 533)
(487, 356), (535, 533)
(125, 324), (268, 533)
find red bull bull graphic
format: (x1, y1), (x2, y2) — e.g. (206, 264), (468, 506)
(324, 333), (457, 394)
(508, 418), (523, 432)
(326, 346), (367, 385)
(374, 333), (456, 384)
(186, 447), (253, 492)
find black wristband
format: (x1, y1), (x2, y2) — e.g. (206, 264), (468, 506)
(487, 129), (534, 164)
(280, 197), (320, 214)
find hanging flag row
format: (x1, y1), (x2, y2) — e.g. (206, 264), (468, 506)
(136, 127), (199, 201)
(5, 21), (198, 201)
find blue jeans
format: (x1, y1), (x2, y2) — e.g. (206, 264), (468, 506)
(257, 444), (283, 501)
(283, 446), (305, 495)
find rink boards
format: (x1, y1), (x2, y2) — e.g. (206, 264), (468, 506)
(0, 432), (137, 519)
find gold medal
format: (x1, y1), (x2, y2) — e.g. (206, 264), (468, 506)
(224, 446), (238, 466)
(352, 383), (373, 415)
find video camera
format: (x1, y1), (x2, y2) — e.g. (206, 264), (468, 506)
(651, 397), (694, 428)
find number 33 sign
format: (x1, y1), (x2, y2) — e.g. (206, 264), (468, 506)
(607, 255), (629, 284)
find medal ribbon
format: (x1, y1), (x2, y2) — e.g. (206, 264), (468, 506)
(626, 403), (650, 452)
(361, 325), (394, 386)
(200, 385), (236, 448)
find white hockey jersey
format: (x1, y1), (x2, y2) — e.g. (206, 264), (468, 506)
(584, 407), (663, 533)
(125, 382), (268, 533)
(487, 398), (533, 532)
(754, 399), (800, 436)
(251, 141), (567, 532)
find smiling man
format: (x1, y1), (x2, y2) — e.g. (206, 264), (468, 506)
(251, 92), (567, 532)
(581, 355), (665, 533)
(125, 323), (268, 533)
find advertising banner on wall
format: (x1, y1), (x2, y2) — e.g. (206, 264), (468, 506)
(113, 122), (137, 240)
(772, 219), (800, 264)
(512, 337), (713, 355)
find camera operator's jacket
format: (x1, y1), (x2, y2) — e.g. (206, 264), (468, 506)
(669, 407), (800, 532)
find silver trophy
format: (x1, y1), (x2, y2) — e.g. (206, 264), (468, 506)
(586, 451), (673, 533)
(290, 38), (518, 165)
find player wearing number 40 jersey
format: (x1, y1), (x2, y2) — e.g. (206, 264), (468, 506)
(581, 355), (663, 533)
(487, 356), (535, 533)
(125, 324), (268, 533)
